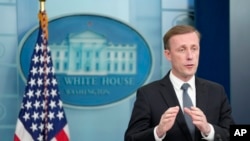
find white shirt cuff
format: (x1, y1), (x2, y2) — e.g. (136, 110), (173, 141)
(201, 124), (215, 141)
(154, 126), (166, 141)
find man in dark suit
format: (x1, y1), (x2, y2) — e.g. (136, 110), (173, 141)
(124, 25), (234, 141)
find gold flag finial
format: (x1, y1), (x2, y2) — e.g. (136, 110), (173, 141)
(39, 0), (46, 12)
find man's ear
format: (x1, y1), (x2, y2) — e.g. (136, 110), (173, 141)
(164, 49), (171, 61)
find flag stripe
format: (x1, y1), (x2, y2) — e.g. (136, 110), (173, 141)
(14, 119), (33, 141)
(14, 135), (20, 141)
(54, 125), (70, 141)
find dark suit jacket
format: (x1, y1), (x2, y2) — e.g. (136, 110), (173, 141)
(125, 72), (234, 141)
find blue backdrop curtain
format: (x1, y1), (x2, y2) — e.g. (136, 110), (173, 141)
(195, 0), (230, 100)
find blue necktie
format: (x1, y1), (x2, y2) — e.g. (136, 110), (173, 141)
(181, 83), (195, 140)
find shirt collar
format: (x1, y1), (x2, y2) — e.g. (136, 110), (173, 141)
(169, 70), (195, 90)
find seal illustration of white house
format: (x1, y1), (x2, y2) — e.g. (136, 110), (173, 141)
(50, 30), (137, 75)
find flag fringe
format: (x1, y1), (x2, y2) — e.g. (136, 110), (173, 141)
(38, 11), (48, 40)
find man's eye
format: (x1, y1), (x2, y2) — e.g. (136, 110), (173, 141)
(192, 47), (198, 51)
(178, 48), (185, 52)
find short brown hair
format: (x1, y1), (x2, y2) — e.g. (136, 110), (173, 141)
(163, 25), (201, 50)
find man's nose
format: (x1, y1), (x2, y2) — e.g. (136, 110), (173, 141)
(186, 49), (194, 59)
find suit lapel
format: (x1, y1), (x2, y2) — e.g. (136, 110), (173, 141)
(159, 75), (180, 108)
(194, 78), (209, 141)
(195, 78), (208, 115)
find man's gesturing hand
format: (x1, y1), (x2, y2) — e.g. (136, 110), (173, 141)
(184, 106), (211, 135)
(156, 106), (180, 138)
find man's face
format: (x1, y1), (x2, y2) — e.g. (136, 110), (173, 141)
(164, 32), (200, 81)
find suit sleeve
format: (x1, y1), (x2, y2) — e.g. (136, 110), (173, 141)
(124, 88), (156, 141)
(212, 86), (234, 141)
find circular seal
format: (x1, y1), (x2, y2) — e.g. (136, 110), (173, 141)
(18, 14), (152, 107)
(172, 13), (194, 26)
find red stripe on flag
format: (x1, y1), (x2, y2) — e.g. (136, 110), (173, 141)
(55, 129), (69, 141)
(14, 134), (20, 141)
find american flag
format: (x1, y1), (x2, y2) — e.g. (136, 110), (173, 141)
(14, 11), (70, 141)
